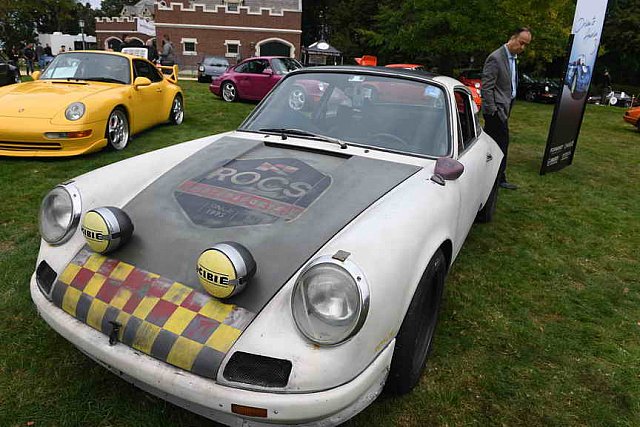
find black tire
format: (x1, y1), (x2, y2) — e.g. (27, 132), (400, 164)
(385, 249), (447, 395)
(105, 107), (129, 151)
(221, 81), (238, 102)
(525, 90), (536, 102)
(475, 176), (499, 223)
(14, 71), (21, 84)
(169, 94), (184, 125)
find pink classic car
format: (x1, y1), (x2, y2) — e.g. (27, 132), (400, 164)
(209, 56), (302, 102)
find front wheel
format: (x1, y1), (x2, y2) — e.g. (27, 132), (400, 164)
(525, 90), (536, 102)
(106, 108), (129, 151)
(221, 81), (238, 102)
(385, 249), (447, 395)
(169, 94), (184, 125)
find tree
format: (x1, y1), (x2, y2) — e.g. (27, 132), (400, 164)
(600, 0), (640, 85)
(0, 0), (38, 52)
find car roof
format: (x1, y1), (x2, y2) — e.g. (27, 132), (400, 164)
(287, 65), (468, 91)
(56, 50), (136, 60)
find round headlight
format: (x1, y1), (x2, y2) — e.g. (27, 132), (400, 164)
(474, 82), (480, 89)
(292, 256), (369, 345)
(39, 184), (81, 244)
(65, 102), (85, 121)
(545, 85), (550, 92)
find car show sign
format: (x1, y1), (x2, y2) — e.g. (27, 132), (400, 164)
(541, 0), (609, 174)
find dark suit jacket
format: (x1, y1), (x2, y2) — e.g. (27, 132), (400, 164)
(481, 45), (515, 120)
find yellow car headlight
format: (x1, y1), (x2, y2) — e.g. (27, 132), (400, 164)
(65, 102), (86, 121)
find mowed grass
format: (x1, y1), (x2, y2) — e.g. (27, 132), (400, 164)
(0, 82), (638, 426)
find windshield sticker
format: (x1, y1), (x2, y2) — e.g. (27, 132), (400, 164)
(175, 158), (331, 228)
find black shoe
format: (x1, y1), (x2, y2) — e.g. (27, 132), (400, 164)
(499, 181), (518, 190)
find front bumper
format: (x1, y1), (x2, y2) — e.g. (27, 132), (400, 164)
(31, 274), (392, 425)
(0, 117), (107, 157)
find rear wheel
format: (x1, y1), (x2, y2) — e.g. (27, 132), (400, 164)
(222, 81), (237, 102)
(385, 249), (447, 395)
(475, 176), (499, 223)
(106, 108), (129, 151)
(169, 94), (184, 125)
(288, 85), (307, 111)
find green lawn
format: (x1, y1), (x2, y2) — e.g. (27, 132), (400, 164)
(0, 82), (638, 426)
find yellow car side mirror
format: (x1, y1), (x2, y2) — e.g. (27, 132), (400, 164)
(134, 77), (152, 88)
(32, 71), (41, 81)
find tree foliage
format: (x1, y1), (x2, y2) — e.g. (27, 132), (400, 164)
(0, 0), (99, 51)
(601, 0), (640, 85)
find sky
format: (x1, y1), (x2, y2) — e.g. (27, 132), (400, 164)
(87, 0), (101, 9)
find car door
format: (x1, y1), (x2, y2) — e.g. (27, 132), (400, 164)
(451, 89), (497, 245)
(130, 59), (166, 131)
(235, 59), (273, 100)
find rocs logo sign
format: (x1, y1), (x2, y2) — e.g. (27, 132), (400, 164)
(175, 158), (331, 228)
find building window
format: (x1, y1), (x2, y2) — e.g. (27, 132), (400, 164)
(225, 40), (241, 58)
(226, 0), (242, 11)
(181, 38), (198, 56)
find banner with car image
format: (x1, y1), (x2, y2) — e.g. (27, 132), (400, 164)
(541, 0), (609, 174)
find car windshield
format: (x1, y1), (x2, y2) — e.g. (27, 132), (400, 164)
(241, 72), (451, 157)
(204, 57), (228, 67)
(40, 52), (131, 84)
(271, 58), (302, 74)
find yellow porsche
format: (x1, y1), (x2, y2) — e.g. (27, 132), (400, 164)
(0, 51), (184, 157)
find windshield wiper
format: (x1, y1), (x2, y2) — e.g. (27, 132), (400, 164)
(83, 77), (126, 84)
(258, 128), (347, 149)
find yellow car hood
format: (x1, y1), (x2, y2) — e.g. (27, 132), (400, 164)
(0, 80), (116, 119)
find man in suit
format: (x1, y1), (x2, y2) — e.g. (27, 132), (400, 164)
(482, 27), (532, 190)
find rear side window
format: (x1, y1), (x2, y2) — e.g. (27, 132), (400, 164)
(454, 90), (476, 152)
(133, 59), (162, 82)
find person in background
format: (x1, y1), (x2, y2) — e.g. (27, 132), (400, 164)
(481, 27), (532, 190)
(59, 45), (67, 54)
(44, 43), (52, 57)
(35, 43), (44, 69)
(146, 38), (158, 63)
(159, 34), (175, 66)
(23, 44), (35, 75)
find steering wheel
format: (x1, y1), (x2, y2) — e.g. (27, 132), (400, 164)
(370, 132), (411, 150)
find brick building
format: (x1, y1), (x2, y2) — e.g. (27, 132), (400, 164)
(96, 0), (302, 70)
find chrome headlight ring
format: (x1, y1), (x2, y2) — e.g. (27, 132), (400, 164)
(39, 182), (82, 245)
(291, 255), (370, 346)
(65, 102), (86, 121)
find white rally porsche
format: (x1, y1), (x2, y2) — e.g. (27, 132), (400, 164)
(31, 66), (502, 425)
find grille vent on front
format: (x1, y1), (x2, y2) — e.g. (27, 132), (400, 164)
(223, 351), (292, 388)
(0, 141), (61, 151)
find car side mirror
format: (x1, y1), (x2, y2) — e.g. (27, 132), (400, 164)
(31, 71), (41, 80)
(134, 76), (152, 88)
(432, 157), (464, 184)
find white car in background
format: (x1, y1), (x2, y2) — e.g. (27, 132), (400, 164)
(31, 66), (502, 425)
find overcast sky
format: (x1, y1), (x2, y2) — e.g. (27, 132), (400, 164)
(87, 0), (101, 9)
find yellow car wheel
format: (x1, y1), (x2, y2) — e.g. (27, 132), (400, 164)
(169, 94), (184, 125)
(106, 108), (129, 151)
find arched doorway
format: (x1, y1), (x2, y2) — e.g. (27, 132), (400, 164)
(106, 37), (122, 52)
(128, 37), (144, 47)
(257, 38), (293, 57)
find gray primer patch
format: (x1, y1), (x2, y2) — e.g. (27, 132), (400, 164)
(115, 135), (421, 313)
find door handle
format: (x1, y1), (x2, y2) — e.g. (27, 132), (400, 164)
(156, 89), (162, 92)
(486, 153), (493, 162)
